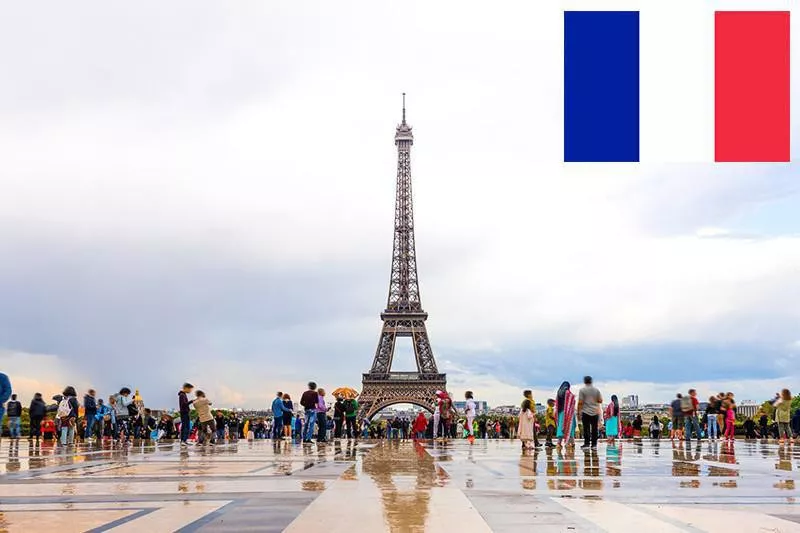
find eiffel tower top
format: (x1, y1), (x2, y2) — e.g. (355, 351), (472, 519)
(395, 92), (413, 144)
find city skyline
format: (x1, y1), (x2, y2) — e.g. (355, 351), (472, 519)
(1, 1), (799, 409)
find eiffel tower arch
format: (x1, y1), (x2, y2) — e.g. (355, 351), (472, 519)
(360, 95), (447, 420)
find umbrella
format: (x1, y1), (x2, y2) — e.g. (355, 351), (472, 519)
(332, 387), (358, 399)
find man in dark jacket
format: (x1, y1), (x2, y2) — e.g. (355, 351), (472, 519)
(83, 389), (98, 440)
(178, 383), (194, 446)
(333, 397), (346, 439)
(300, 382), (319, 443)
(6, 394), (22, 438)
(29, 393), (47, 440)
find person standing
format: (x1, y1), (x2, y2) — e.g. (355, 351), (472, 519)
(517, 390), (536, 450)
(669, 394), (684, 441)
(544, 399), (556, 447)
(0, 373), (10, 439)
(344, 396), (359, 439)
(270, 392), (285, 440)
(178, 383), (194, 447)
(774, 389), (792, 445)
(649, 416), (662, 440)
(282, 394), (294, 439)
(83, 389), (98, 441)
(58, 386), (79, 446)
(683, 389), (701, 443)
(555, 381), (576, 448)
(28, 393), (46, 441)
(577, 376), (602, 450)
(300, 382), (319, 443)
(6, 394), (22, 439)
(604, 395), (620, 444)
(706, 395), (719, 441)
(333, 396), (346, 440)
(112, 387), (134, 443)
(316, 388), (329, 443)
(193, 390), (215, 445)
(464, 391), (477, 443)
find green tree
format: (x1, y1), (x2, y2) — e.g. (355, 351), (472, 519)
(791, 394), (800, 415)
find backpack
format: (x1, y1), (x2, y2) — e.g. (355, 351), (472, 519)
(344, 399), (357, 416)
(57, 398), (72, 419)
(680, 396), (693, 414)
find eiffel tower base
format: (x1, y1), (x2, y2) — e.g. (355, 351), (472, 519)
(360, 372), (447, 419)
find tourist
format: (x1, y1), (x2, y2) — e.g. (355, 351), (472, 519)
(193, 390), (215, 445)
(28, 393), (46, 441)
(774, 389), (792, 445)
(58, 386), (79, 446)
(759, 411), (769, 440)
(681, 389), (701, 442)
(743, 416), (757, 440)
(282, 393), (294, 439)
(669, 394), (684, 441)
(6, 394), (22, 439)
(555, 381), (576, 448)
(316, 388), (329, 443)
(432, 392), (443, 439)
(604, 395), (620, 444)
(632, 415), (643, 438)
(300, 382), (319, 443)
(271, 391), (285, 439)
(83, 389), (97, 441)
(332, 396), (345, 439)
(158, 413), (176, 439)
(706, 395), (719, 441)
(577, 376), (602, 450)
(412, 411), (427, 439)
(439, 394), (456, 440)
(544, 399), (556, 447)
(344, 396), (359, 439)
(214, 411), (227, 442)
(649, 416), (662, 440)
(464, 391), (477, 443)
(113, 387), (134, 443)
(723, 392), (736, 442)
(517, 390), (536, 451)
(178, 383), (194, 447)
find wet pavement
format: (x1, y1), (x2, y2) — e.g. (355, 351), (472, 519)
(0, 438), (799, 531)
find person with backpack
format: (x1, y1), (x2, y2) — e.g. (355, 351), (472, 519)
(83, 389), (98, 441)
(682, 389), (701, 443)
(6, 394), (22, 439)
(57, 386), (79, 446)
(344, 397), (359, 439)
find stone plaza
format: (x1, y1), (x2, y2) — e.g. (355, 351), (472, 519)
(0, 438), (799, 532)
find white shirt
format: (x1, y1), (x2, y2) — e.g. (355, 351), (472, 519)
(465, 399), (476, 417)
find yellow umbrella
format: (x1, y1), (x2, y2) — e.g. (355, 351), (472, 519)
(332, 387), (358, 399)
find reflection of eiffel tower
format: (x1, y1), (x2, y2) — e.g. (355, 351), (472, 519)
(362, 441), (436, 529)
(359, 95), (446, 419)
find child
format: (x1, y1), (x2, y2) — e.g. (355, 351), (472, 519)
(774, 389), (792, 445)
(193, 391), (215, 445)
(545, 399), (556, 447)
(723, 393), (736, 442)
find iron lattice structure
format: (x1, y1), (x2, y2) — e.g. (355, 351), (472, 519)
(360, 95), (447, 420)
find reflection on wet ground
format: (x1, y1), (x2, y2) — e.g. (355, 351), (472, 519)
(2, 438), (800, 531)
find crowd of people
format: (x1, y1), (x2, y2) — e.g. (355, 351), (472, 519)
(2, 371), (799, 451)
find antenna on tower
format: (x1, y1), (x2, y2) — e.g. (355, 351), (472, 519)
(402, 92), (406, 123)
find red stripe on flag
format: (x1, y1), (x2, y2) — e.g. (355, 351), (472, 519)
(715, 11), (790, 162)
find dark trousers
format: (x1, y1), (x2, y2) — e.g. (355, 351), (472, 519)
(334, 418), (343, 438)
(345, 417), (357, 438)
(545, 425), (554, 445)
(180, 413), (191, 442)
(30, 416), (43, 438)
(582, 413), (599, 447)
(317, 413), (327, 442)
(272, 418), (283, 439)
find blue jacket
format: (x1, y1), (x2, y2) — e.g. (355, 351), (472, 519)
(271, 397), (286, 417)
(0, 373), (10, 405)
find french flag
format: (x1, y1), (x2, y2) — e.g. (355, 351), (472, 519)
(563, 1), (793, 163)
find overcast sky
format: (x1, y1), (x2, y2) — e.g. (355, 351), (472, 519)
(1, 1), (799, 409)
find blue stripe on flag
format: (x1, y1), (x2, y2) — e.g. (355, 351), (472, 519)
(564, 11), (640, 162)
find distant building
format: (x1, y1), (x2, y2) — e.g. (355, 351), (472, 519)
(737, 401), (760, 418)
(621, 395), (639, 409)
(489, 405), (519, 415)
(453, 401), (489, 414)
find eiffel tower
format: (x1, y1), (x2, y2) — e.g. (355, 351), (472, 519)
(359, 95), (446, 419)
